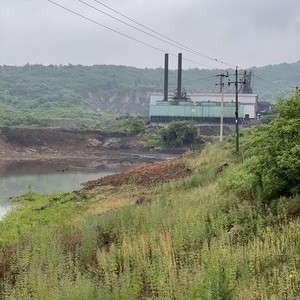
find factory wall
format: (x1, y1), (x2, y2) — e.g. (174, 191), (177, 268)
(150, 92), (258, 119)
(150, 100), (244, 123)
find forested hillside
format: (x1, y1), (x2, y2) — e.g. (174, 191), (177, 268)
(0, 61), (299, 128)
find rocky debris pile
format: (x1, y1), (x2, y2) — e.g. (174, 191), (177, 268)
(83, 159), (192, 189)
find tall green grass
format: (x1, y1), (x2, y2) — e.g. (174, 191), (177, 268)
(0, 145), (299, 299)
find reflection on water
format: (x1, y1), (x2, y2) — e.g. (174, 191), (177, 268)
(0, 160), (127, 219)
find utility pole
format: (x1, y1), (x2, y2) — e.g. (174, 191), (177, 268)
(235, 67), (239, 155)
(228, 67), (245, 155)
(216, 73), (228, 142)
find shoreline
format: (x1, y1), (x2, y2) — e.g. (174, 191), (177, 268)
(0, 127), (184, 169)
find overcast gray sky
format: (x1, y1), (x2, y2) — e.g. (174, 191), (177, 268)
(1, 0), (299, 69)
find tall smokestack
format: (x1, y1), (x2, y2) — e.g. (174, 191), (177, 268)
(164, 53), (169, 101)
(177, 53), (182, 99)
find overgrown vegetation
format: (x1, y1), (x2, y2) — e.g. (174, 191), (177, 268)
(0, 62), (299, 128)
(0, 95), (299, 299)
(119, 116), (147, 134)
(118, 119), (203, 148)
(160, 120), (197, 146)
(225, 93), (300, 202)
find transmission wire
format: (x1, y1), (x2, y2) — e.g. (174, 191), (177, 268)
(44, 0), (214, 69)
(90, 0), (236, 67)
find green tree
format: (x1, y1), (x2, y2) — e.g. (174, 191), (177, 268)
(160, 120), (197, 146)
(238, 94), (300, 200)
(120, 116), (147, 134)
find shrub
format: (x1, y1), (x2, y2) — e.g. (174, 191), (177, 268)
(227, 94), (300, 201)
(120, 116), (147, 134)
(160, 120), (197, 146)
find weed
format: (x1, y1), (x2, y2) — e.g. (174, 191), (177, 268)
(0, 143), (299, 299)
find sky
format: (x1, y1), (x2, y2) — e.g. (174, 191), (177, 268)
(1, 0), (300, 70)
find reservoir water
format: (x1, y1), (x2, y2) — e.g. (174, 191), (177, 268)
(0, 160), (127, 219)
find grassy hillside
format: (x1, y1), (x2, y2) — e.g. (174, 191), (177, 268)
(0, 61), (299, 128)
(0, 95), (299, 299)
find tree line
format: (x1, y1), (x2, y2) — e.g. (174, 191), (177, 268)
(0, 62), (298, 128)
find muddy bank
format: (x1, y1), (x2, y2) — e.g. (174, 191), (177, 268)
(0, 127), (183, 168)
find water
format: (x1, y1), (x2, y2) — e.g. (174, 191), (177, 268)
(0, 160), (127, 219)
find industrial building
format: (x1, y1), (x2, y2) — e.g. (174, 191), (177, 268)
(150, 92), (258, 121)
(150, 53), (258, 123)
(150, 96), (244, 123)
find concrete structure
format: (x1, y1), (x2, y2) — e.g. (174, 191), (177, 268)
(150, 92), (258, 120)
(150, 53), (257, 124)
(150, 99), (244, 123)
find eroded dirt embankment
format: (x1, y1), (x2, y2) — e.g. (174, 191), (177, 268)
(0, 127), (180, 169)
(84, 159), (192, 189)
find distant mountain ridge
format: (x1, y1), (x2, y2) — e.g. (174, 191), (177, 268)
(0, 61), (298, 126)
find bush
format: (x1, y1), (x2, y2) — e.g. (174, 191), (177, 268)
(160, 120), (197, 146)
(143, 132), (161, 148)
(221, 158), (257, 199)
(227, 94), (300, 202)
(120, 116), (147, 134)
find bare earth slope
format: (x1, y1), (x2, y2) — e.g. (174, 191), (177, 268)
(84, 159), (192, 189)
(0, 128), (178, 170)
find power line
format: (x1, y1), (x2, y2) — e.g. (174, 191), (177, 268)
(180, 57), (212, 69)
(253, 74), (280, 87)
(45, 0), (165, 54)
(253, 74), (286, 87)
(75, 0), (184, 49)
(44, 0), (214, 69)
(89, 0), (236, 68)
(168, 75), (220, 90)
(183, 75), (217, 85)
(253, 74), (296, 93)
(75, 0), (219, 66)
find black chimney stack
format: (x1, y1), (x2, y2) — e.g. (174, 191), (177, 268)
(164, 53), (169, 101)
(177, 53), (182, 99)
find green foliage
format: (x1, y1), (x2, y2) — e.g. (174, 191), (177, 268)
(258, 113), (276, 124)
(0, 192), (88, 245)
(0, 65), (120, 129)
(0, 62), (298, 128)
(0, 133), (299, 299)
(275, 94), (300, 119)
(160, 120), (197, 146)
(225, 94), (300, 202)
(143, 132), (161, 148)
(119, 116), (147, 134)
(221, 158), (258, 199)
